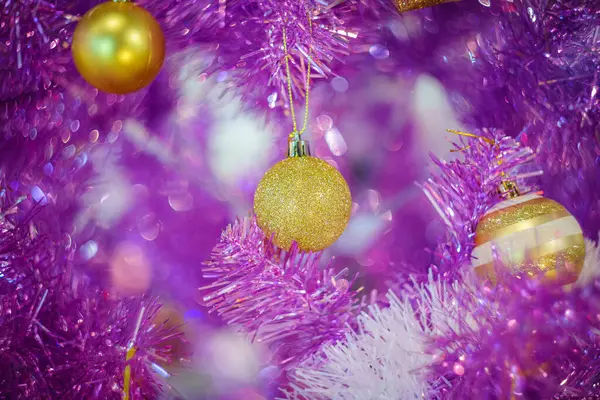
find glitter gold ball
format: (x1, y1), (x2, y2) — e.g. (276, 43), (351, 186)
(254, 156), (352, 252)
(472, 193), (585, 285)
(71, 1), (165, 94)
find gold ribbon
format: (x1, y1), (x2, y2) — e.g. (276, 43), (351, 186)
(479, 197), (557, 227)
(476, 196), (567, 238)
(123, 346), (137, 400)
(394, 0), (458, 13)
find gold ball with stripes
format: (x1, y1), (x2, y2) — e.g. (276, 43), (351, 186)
(472, 193), (585, 285)
(394, 0), (453, 12)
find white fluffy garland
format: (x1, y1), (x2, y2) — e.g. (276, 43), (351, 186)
(282, 238), (600, 400)
(281, 273), (469, 400)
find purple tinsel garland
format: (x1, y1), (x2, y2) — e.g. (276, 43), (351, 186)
(201, 217), (361, 371)
(0, 125), (180, 398)
(440, 0), (600, 237)
(140, 0), (388, 112)
(0, 186), (180, 398)
(0, 0), (146, 159)
(428, 275), (600, 399)
(0, 0), (76, 100)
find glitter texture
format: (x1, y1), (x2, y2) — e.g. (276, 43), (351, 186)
(394, 0), (454, 13)
(254, 156), (352, 252)
(201, 217), (360, 370)
(476, 198), (568, 240)
(525, 243), (586, 277)
(475, 239), (586, 284)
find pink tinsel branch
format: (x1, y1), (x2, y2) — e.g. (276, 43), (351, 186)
(201, 217), (361, 370)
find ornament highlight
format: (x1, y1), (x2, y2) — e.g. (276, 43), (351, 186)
(71, 1), (165, 94)
(394, 0), (455, 12)
(254, 140), (352, 252)
(472, 193), (585, 284)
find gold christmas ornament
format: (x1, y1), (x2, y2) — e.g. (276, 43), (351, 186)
(472, 192), (585, 285)
(71, 1), (165, 94)
(254, 15), (351, 252)
(394, 0), (455, 12)
(254, 139), (352, 252)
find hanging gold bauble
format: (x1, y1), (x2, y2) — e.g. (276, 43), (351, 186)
(472, 193), (585, 285)
(394, 0), (454, 12)
(71, 1), (165, 94)
(254, 144), (352, 252)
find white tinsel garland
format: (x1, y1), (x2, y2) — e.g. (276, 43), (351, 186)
(280, 273), (472, 400)
(283, 238), (600, 400)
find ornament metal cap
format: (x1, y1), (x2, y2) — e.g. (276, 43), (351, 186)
(498, 180), (520, 199)
(287, 134), (311, 158)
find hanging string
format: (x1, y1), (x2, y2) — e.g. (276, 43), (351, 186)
(282, 10), (313, 138)
(123, 346), (137, 400)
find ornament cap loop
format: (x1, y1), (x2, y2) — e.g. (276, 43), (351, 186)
(288, 135), (311, 157)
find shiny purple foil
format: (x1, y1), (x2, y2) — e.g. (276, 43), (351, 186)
(0, 0), (76, 101)
(201, 217), (360, 370)
(141, 0), (387, 112)
(0, 208), (177, 398)
(428, 276), (600, 399)
(420, 129), (539, 282)
(0, 0), (117, 142)
(211, 0), (387, 111)
(0, 142), (179, 398)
